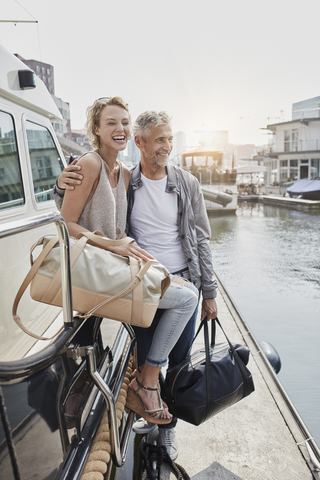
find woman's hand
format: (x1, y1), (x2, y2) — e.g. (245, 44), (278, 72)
(57, 158), (83, 190)
(110, 241), (155, 263)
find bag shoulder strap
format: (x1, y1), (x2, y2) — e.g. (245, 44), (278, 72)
(77, 231), (134, 248)
(12, 236), (62, 341)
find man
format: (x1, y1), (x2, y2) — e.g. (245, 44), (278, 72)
(54, 110), (218, 460)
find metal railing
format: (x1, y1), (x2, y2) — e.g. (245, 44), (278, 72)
(0, 212), (73, 327)
(259, 139), (320, 154)
(86, 334), (136, 467)
(1, 213), (137, 469)
(0, 197), (24, 210)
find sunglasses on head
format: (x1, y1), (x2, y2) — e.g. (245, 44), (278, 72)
(97, 97), (111, 103)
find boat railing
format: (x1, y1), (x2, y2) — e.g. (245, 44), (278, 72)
(181, 166), (237, 185)
(85, 338), (136, 467)
(259, 139), (320, 155)
(0, 197), (25, 210)
(0, 213), (136, 469)
(0, 212), (73, 328)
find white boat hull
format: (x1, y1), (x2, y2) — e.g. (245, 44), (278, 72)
(201, 184), (238, 214)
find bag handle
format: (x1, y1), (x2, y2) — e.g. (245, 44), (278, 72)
(189, 316), (234, 351)
(77, 231), (135, 248)
(194, 316), (246, 359)
(186, 315), (211, 354)
(200, 317), (253, 400)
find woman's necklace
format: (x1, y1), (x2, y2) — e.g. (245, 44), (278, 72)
(99, 152), (121, 238)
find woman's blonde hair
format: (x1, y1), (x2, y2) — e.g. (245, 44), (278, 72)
(86, 97), (131, 149)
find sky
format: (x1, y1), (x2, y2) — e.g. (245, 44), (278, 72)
(1, 0), (320, 147)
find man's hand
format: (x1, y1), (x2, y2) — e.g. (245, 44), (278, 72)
(57, 158), (83, 190)
(200, 298), (218, 322)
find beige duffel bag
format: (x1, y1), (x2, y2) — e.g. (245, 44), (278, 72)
(13, 231), (170, 340)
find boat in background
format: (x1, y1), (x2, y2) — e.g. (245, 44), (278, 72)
(179, 147), (238, 214)
(235, 164), (266, 202)
(287, 179), (320, 200)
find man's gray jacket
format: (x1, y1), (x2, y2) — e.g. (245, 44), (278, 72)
(127, 163), (217, 299)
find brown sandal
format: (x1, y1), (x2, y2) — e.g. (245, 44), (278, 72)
(126, 378), (171, 425)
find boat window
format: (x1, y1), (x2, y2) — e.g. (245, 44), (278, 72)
(183, 156), (193, 167)
(26, 121), (64, 203)
(194, 156), (206, 167)
(0, 111), (25, 211)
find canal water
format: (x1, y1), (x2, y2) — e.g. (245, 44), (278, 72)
(209, 202), (320, 446)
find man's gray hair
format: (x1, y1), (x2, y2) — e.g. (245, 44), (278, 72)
(133, 111), (172, 140)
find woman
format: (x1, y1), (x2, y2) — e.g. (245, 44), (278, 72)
(60, 97), (198, 424)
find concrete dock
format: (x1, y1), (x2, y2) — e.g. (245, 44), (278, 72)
(260, 194), (320, 212)
(171, 279), (316, 479)
(237, 193), (320, 212)
(102, 279), (319, 479)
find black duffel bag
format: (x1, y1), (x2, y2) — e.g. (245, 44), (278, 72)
(162, 317), (255, 426)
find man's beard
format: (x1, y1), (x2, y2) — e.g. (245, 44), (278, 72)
(150, 151), (170, 167)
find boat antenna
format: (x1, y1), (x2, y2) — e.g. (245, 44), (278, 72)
(0, 0), (38, 24)
(1, 1), (42, 60)
(0, 19), (38, 24)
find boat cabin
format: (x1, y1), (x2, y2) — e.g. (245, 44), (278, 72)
(179, 147), (237, 185)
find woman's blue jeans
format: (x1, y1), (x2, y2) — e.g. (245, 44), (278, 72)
(144, 275), (198, 368)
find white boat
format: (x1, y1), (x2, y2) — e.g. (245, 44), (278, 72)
(0, 44), (66, 359)
(0, 44), (135, 480)
(179, 147), (238, 214)
(235, 163), (266, 201)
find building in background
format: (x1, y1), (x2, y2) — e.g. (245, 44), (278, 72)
(14, 54), (55, 94)
(171, 131), (187, 164)
(235, 144), (257, 161)
(118, 136), (140, 168)
(258, 96), (320, 186)
(71, 130), (92, 152)
(51, 96), (71, 139)
(190, 128), (259, 171)
(292, 96), (320, 120)
(15, 54), (85, 159)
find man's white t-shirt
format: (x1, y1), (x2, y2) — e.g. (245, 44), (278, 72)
(130, 173), (187, 273)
